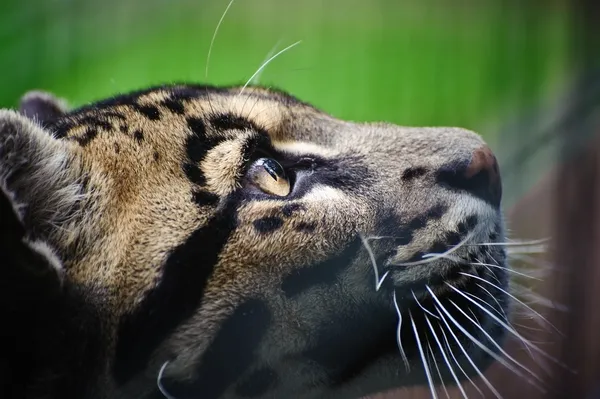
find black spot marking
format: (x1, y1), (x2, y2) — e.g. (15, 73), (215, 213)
(235, 367), (278, 397)
(210, 113), (258, 132)
(73, 128), (98, 146)
(445, 231), (462, 247)
(133, 130), (144, 142)
(134, 104), (161, 121)
(187, 117), (206, 136)
(192, 189), (219, 206)
(402, 167), (427, 181)
(281, 203), (304, 217)
(160, 299), (271, 399)
(113, 193), (240, 383)
(295, 222), (316, 233)
(408, 205), (448, 230)
(119, 125), (128, 133)
(253, 217), (284, 234)
(457, 215), (479, 235)
(153, 151), (160, 162)
(114, 143), (120, 154)
(282, 238), (361, 298)
(161, 98), (185, 114)
(79, 115), (113, 131)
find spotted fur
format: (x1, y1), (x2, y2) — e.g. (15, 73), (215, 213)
(0, 84), (508, 399)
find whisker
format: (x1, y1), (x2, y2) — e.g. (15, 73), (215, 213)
(412, 291), (440, 320)
(205, 0), (236, 79)
(446, 297), (547, 392)
(432, 292), (503, 399)
(392, 290), (411, 372)
(470, 261), (543, 281)
(426, 286), (546, 391)
(359, 233), (390, 291)
(157, 361), (179, 399)
(390, 232), (475, 267)
(427, 340), (450, 399)
(409, 310), (438, 399)
(238, 41), (302, 97)
(459, 272), (563, 336)
(437, 321), (485, 397)
(445, 282), (573, 372)
(424, 314), (468, 398)
(250, 39), (284, 85)
(468, 238), (550, 247)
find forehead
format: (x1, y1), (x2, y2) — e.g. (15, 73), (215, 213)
(48, 85), (316, 147)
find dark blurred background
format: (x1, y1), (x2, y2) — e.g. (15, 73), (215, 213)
(2, 0), (599, 398)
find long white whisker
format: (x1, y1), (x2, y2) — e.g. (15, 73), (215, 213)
(360, 233), (390, 291)
(238, 41), (302, 97)
(459, 272), (563, 336)
(250, 39), (283, 85)
(424, 314), (468, 398)
(391, 232), (475, 267)
(157, 361), (179, 399)
(446, 281), (572, 372)
(447, 297), (545, 390)
(436, 320), (484, 397)
(426, 286), (546, 390)
(205, 0), (236, 79)
(427, 341), (450, 399)
(409, 310), (438, 399)
(432, 293), (503, 399)
(470, 261), (543, 280)
(393, 290), (411, 372)
(468, 238), (550, 247)
(412, 291), (440, 320)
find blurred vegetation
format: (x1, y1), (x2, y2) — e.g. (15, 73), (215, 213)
(0, 0), (574, 205)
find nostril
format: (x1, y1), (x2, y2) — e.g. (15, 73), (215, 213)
(436, 145), (502, 207)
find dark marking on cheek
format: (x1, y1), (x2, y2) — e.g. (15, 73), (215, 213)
(153, 151), (160, 162)
(235, 367), (278, 397)
(113, 194), (239, 384)
(114, 143), (120, 154)
(281, 203), (305, 217)
(253, 217), (284, 234)
(457, 215), (479, 235)
(162, 98), (185, 114)
(408, 205), (448, 230)
(119, 125), (128, 133)
(192, 189), (219, 206)
(295, 222), (316, 233)
(134, 104), (161, 120)
(281, 238), (361, 298)
(133, 130), (144, 142)
(402, 167), (427, 181)
(161, 299), (271, 399)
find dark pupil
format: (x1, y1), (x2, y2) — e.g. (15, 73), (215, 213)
(263, 159), (282, 181)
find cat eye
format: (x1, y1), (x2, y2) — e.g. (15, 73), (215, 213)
(247, 158), (290, 196)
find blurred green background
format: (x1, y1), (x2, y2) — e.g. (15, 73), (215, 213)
(0, 0), (574, 205)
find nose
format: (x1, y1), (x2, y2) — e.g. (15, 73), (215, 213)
(436, 145), (502, 208)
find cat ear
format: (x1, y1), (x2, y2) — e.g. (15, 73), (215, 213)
(19, 90), (69, 125)
(0, 109), (83, 239)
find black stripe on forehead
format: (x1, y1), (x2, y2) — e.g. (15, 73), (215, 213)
(183, 121), (271, 188)
(113, 192), (240, 384)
